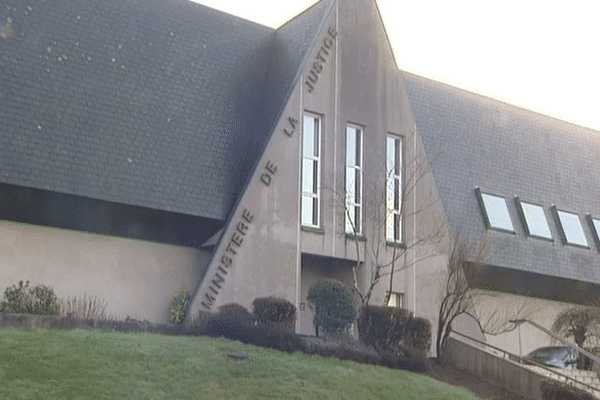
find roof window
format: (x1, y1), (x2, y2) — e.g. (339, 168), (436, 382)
(555, 208), (588, 247)
(476, 189), (514, 232)
(515, 198), (552, 240)
(588, 215), (600, 250)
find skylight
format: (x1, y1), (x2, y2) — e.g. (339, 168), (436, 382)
(518, 201), (552, 239)
(590, 216), (600, 249)
(556, 210), (588, 247)
(479, 192), (514, 232)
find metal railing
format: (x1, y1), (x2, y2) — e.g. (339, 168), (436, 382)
(450, 330), (600, 395)
(510, 319), (600, 367)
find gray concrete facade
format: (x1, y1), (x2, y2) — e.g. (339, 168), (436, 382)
(188, 0), (451, 350)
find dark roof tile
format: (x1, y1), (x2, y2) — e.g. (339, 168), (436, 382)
(404, 71), (600, 285)
(1, 0), (329, 221)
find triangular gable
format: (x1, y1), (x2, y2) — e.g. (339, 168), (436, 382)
(188, 0), (337, 316)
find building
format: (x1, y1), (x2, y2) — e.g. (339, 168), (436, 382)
(405, 72), (600, 354)
(2, 0), (599, 355)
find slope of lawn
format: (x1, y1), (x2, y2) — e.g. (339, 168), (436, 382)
(0, 327), (482, 399)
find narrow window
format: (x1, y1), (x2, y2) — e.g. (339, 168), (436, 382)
(477, 190), (514, 232)
(301, 114), (321, 227)
(345, 125), (363, 234)
(516, 199), (552, 239)
(385, 291), (405, 308)
(386, 135), (402, 242)
(555, 209), (588, 247)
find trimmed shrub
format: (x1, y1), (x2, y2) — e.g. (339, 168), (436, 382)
(252, 297), (296, 332)
(541, 380), (595, 400)
(378, 348), (432, 375)
(358, 305), (431, 354)
(308, 281), (356, 337)
(217, 303), (254, 326)
(405, 317), (432, 353)
(1, 281), (58, 315)
(169, 289), (190, 324)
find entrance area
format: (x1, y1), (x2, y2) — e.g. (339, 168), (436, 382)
(297, 253), (355, 335)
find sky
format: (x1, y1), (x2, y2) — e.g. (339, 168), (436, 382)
(194, 0), (600, 131)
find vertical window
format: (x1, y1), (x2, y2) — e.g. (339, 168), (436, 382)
(477, 190), (514, 232)
(516, 199), (552, 239)
(555, 209), (588, 247)
(301, 114), (320, 227)
(385, 291), (405, 308)
(386, 136), (402, 242)
(345, 125), (362, 234)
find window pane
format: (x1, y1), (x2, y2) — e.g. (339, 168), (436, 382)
(346, 169), (355, 200)
(480, 193), (514, 231)
(354, 169), (361, 202)
(558, 211), (588, 246)
(302, 159), (313, 194)
(312, 160), (318, 193)
(386, 215), (393, 241)
(313, 118), (319, 157)
(395, 139), (401, 175)
(346, 209), (355, 233)
(346, 127), (356, 166)
(301, 194), (313, 225)
(355, 129), (361, 166)
(394, 179), (400, 210)
(303, 115), (315, 157)
(386, 137), (395, 176)
(521, 202), (552, 239)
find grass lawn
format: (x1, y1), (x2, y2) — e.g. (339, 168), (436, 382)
(0, 327), (482, 399)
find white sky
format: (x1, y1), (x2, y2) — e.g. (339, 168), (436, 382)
(194, 0), (600, 131)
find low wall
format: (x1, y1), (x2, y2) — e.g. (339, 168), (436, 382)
(445, 336), (544, 400)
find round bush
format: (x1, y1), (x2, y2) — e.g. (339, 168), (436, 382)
(308, 281), (356, 336)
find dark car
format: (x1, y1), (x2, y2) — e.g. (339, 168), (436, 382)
(524, 346), (578, 369)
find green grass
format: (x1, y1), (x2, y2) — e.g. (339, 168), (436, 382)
(0, 328), (482, 399)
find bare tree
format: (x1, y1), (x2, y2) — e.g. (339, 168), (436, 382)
(435, 235), (534, 359)
(340, 130), (444, 306)
(552, 305), (600, 349)
(471, 295), (536, 336)
(436, 237), (476, 358)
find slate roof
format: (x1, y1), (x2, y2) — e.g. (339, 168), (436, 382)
(403, 72), (600, 287)
(0, 0), (330, 221)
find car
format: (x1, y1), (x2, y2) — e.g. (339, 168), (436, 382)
(524, 346), (578, 369)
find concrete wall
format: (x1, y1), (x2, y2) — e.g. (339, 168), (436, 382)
(0, 220), (209, 323)
(446, 336), (544, 400)
(459, 290), (573, 357)
(297, 0), (451, 345)
(189, 0), (451, 350)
